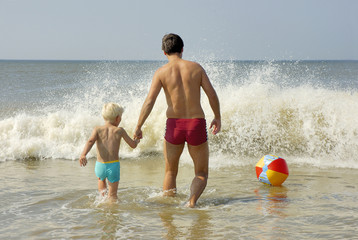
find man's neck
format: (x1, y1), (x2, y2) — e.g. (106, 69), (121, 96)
(166, 53), (182, 62)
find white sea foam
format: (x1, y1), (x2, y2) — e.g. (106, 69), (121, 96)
(1, 61), (358, 168)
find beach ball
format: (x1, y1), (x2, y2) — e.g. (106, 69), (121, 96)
(255, 155), (289, 186)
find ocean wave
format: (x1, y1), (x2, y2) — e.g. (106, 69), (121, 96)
(1, 61), (358, 168)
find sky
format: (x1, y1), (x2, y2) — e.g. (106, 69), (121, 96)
(1, 0), (357, 60)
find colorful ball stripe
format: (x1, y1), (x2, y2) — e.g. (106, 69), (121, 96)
(256, 155), (289, 186)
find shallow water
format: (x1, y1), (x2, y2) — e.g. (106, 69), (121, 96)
(1, 156), (357, 239)
(1, 60), (358, 239)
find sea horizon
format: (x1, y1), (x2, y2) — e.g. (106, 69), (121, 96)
(1, 58), (358, 62)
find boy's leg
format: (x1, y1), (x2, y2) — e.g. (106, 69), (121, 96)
(187, 141), (209, 208)
(98, 178), (107, 196)
(107, 181), (119, 202)
(163, 140), (185, 196)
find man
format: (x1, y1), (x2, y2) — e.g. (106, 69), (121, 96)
(134, 33), (221, 207)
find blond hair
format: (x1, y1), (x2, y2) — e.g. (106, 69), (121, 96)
(101, 103), (124, 122)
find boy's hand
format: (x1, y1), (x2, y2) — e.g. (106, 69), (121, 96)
(79, 156), (87, 167)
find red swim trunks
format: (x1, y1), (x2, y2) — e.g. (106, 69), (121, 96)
(164, 118), (207, 146)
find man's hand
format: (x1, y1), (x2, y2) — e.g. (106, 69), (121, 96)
(134, 127), (143, 140)
(210, 118), (221, 135)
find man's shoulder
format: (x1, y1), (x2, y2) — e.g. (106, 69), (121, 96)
(154, 63), (169, 76)
(156, 64), (168, 73)
(155, 59), (203, 77)
(184, 59), (200, 65)
(153, 63), (172, 81)
(182, 60), (204, 72)
(168, 59), (203, 71)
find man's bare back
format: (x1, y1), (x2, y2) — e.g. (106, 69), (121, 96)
(157, 58), (205, 119)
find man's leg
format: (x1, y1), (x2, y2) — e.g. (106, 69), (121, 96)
(187, 142), (209, 207)
(163, 140), (185, 196)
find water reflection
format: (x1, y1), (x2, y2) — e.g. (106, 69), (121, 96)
(96, 203), (122, 239)
(22, 157), (43, 170)
(255, 185), (289, 217)
(159, 208), (213, 240)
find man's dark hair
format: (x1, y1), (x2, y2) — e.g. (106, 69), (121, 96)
(162, 33), (184, 54)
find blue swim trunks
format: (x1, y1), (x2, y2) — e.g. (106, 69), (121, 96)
(95, 160), (120, 183)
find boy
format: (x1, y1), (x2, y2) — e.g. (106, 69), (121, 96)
(79, 102), (140, 202)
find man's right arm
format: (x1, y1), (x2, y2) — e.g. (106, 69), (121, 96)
(135, 70), (163, 139)
(200, 68), (221, 135)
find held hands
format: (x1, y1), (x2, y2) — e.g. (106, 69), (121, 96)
(79, 155), (87, 167)
(134, 138), (140, 147)
(134, 127), (143, 140)
(210, 118), (221, 135)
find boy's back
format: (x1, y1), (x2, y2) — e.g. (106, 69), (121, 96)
(95, 124), (123, 163)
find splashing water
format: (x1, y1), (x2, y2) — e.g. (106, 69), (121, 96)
(1, 60), (358, 168)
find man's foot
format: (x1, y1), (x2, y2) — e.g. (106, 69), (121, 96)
(187, 202), (195, 208)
